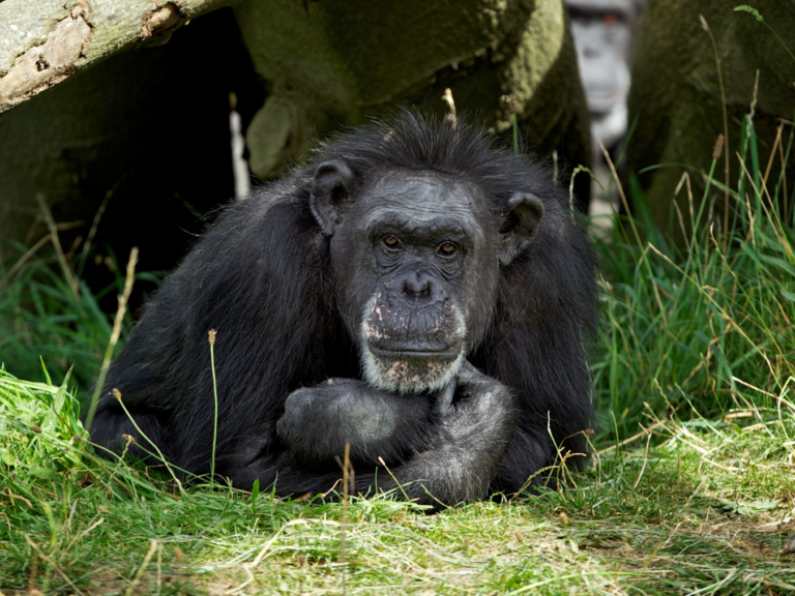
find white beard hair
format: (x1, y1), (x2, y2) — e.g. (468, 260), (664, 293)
(359, 303), (467, 395)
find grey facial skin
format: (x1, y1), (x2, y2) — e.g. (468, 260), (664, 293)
(567, 0), (634, 115)
(566, 0), (639, 151)
(332, 172), (497, 395)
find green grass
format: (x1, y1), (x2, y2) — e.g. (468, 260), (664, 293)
(592, 112), (795, 443)
(0, 242), (163, 407)
(2, 85), (795, 594)
(1, 368), (794, 594)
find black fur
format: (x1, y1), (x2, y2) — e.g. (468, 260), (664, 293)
(89, 112), (598, 504)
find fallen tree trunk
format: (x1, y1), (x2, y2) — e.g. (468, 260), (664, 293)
(0, 0), (239, 113)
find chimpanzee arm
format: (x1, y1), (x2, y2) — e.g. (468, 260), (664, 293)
(269, 362), (516, 505)
(276, 378), (443, 469)
(354, 362), (517, 505)
(276, 363), (516, 503)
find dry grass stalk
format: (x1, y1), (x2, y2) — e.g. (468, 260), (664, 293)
(442, 88), (457, 127)
(0, 233), (52, 293)
(35, 193), (78, 298)
(84, 247), (139, 430)
(699, 15), (731, 243)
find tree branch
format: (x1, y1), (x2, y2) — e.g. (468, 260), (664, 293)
(0, 0), (239, 113)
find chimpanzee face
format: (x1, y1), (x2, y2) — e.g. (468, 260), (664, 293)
(310, 162), (544, 394)
(337, 171), (497, 393)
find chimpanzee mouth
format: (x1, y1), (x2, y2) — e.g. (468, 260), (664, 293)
(361, 340), (465, 395)
(367, 343), (463, 360)
(359, 296), (467, 393)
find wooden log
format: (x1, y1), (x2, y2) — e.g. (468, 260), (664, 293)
(0, 0), (239, 113)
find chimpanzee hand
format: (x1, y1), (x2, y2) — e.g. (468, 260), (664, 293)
(432, 360), (497, 415)
(276, 378), (437, 470)
(277, 361), (518, 505)
(363, 361), (519, 504)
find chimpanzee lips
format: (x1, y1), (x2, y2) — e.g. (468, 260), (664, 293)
(367, 342), (463, 360)
(361, 335), (466, 394)
(359, 284), (468, 392)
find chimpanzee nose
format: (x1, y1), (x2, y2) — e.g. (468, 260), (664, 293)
(402, 271), (433, 298)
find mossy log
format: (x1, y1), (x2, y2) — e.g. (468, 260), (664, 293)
(627, 0), (795, 245)
(236, 0), (591, 206)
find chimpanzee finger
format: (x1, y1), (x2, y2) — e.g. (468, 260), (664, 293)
(435, 377), (457, 416)
(455, 360), (482, 385)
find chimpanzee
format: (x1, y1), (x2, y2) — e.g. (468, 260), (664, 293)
(89, 112), (598, 505)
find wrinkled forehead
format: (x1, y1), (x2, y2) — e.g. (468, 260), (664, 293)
(357, 170), (486, 220)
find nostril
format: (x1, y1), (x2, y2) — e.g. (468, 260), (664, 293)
(403, 273), (433, 298)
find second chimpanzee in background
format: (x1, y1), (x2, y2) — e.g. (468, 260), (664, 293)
(89, 112), (598, 505)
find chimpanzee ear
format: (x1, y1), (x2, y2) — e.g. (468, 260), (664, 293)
(310, 160), (355, 236)
(499, 192), (545, 266)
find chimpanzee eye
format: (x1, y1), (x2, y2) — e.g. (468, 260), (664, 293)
(438, 242), (458, 257)
(383, 235), (401, 250)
